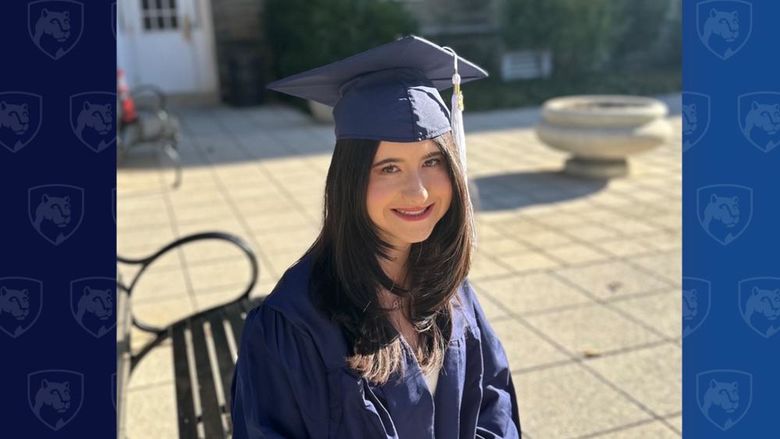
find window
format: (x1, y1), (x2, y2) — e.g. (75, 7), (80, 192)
(141, 0), (178, 31)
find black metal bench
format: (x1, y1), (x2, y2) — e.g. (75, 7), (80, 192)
(118, 231), (263, 439)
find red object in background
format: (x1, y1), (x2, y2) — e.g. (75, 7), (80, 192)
(117, 68), (138, 124)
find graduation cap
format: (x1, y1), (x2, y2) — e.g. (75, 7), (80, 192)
(266, 35), (488, 174)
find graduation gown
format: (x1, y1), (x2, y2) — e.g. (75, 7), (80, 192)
(231, 253), (522, 438)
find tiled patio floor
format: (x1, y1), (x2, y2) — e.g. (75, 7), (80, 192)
(119, 95), (682, 438)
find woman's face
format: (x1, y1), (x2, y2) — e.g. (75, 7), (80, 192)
(367, 139), (453, 249)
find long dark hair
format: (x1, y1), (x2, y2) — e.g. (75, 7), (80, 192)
(302, 131), (474, 385)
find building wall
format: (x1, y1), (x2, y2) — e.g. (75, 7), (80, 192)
(210, 0), (271, 105)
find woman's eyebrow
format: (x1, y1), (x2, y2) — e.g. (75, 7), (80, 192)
(372, 150), (442, 168)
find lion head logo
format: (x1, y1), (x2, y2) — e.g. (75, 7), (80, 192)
(27, 369), (84, 430)
(739, 94), (780, 152)
(28, 185), (84, 246)
(739, 278), (780, 338)
(0, 102), (30, 135)
(697, 1), (752, 60)
(0, 287), (30, 321)
(70, 278), (116, 338)
(702, 194), (739, 229)
(698, 185), (752, 245)
(70, 92), (116, 152)
(27, 1), (84, 60)
(703, 9), (739, 43)
(697, 369), (752, 431)
(33, 9), (71, 44)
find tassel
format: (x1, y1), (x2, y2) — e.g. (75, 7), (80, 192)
(450, 72), (467, 175)
(443, 47), (478, 249)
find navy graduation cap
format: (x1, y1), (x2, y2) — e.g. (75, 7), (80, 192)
(266, 35), (489, 148)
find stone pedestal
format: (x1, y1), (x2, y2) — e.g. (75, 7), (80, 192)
(535, 95), (673, 178)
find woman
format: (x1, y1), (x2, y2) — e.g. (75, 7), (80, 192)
(231, 35), (521, 438)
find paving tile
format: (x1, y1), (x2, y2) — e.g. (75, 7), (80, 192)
(513, 364), (651, 438)
(591, 421), (680, 438)
(562, 223), (622, 241)
(611, 290), (681, 340)
(475, 236), (530, 257)
(469, 253), (513, 279)
(491, 319), (569, 372)
(187, 257), (255, 294)
(586, 343), (681, 417)
(554, 260), (672, 300)
(126, 382), (178, 439)
(595, 237), (656, 258)
(128, 341), (174, 389)
(129, 264), (189, 303)
(499, 250), (561, 274)
(132, 295), (195, 329)
(118, 225), (175, 254)
(665, 414), (682, 434)
(517, 230), (574, 248)
(627, 251), (681, 284)
(524, 304), (663, 357)
(475, 272), (592, 315)
(542, 243), (611, 266)
(179, 237), (255, 266)
(470, 286), (509, 321)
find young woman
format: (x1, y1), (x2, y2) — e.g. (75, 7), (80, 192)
(231, 35), (521, 439)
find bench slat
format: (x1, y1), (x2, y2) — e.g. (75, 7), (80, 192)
(172, 326), (198, 439)
(190, 318), (226, 439)
(208, 311), (237, 416)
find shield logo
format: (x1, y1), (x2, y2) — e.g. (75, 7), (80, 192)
(697, 369), (752, 431)
(738, 92), (780, 153)
(738, 277), (780, 338)
(0, 92), (43, 153)
(696, 0), (752, 60)
(70, 277), (116, 338)
(27, 0), (84, 60)
(682, 92), (711, 152)
(683, 277), (711, 337)
(28, 184), (85, 246)
(70, 92), (116, 153)
(27, 369), (84, 431)
(0, 277), (43, 338)
(696, 184), (753, 245)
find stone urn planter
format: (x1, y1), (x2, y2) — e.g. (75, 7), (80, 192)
(308, 100), (335, 124)
(535, 95), (672, 178)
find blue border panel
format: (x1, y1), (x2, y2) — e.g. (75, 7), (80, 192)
(684, 0), (780, 436)
(0, 1), (116, 436)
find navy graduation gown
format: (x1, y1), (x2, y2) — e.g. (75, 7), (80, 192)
(231, 254), (521, 438)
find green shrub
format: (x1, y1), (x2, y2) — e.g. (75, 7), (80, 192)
(501, 0), (679, 76)
(265, 0), (418, 80)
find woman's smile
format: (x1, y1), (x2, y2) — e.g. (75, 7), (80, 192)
(391, 203), (435, 221)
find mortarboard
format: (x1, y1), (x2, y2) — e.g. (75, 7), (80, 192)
(265, 35), (488, 151)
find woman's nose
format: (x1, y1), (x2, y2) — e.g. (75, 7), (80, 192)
(402, 170), (429, 202)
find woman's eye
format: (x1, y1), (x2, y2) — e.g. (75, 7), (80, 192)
(381, 165), (399, 174)
(424, 158), (441, 167)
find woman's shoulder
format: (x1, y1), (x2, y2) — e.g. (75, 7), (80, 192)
(247, 252), (349, 369)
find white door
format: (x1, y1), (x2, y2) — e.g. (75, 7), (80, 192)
(117, 0), (218, 96)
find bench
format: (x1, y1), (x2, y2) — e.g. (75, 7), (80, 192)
(117, 231), (263, 438)
(118, 84), (183, 188)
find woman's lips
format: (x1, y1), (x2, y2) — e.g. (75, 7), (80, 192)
(392, 204), (434, 221)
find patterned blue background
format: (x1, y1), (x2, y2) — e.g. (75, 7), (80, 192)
(685, 0), (780, 436)
(0, 0), (115, 436)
